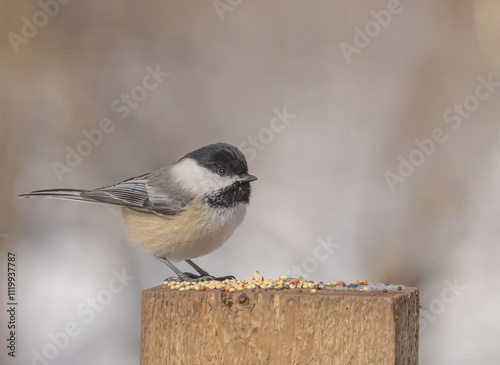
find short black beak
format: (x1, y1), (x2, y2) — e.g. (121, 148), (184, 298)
(237, 174), (258, 183)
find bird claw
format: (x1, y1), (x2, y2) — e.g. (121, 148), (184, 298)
(164, 273), (236, 282)
(164, 273), (214, 282)
(182, 272), (205, 279)
(213, 275), (236, 281)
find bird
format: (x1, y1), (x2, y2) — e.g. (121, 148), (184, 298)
(19, 142), (257, 282)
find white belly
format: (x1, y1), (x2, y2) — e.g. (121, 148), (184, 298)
(121, 203), (247, 261)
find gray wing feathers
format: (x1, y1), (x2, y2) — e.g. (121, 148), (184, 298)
(20, 171), (191, 216)
(82, 175), (189, 215)
(81, 179), (150, 208)
(143, 185), (189, 215)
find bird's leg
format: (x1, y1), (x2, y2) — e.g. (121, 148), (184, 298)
(160, 257), (197, 282)
(185, 259), (236, 281)
(160, 257), (213, 282)
(185, 259), (211, 277)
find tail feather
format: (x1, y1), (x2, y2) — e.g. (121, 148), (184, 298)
(18, 189), (90, 202)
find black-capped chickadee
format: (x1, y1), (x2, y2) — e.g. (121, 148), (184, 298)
(19, 143), (257, 282)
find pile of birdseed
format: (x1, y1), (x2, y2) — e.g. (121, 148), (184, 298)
(162, 271), (406, 293)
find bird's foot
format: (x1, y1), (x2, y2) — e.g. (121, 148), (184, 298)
(212, 275), (236, 281)
(164, 273), (236, 282)
(182, 272), (205, 279)
(188, 272), (236, 281)
(164, 272), (214, 282)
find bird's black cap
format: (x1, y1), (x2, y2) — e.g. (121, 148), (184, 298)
(183, 143), (249, 176)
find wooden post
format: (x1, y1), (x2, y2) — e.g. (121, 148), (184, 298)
(141, 286), (419, 364)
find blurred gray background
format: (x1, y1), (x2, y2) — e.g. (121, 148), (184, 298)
(1, 0), (500, 364)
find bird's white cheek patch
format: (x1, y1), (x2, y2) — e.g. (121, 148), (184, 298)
(170, 158), (238, 196)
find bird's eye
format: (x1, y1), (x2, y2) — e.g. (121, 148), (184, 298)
(218, 168), (227, 176)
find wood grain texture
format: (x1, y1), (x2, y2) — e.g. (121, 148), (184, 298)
(141, 287), (419, 365)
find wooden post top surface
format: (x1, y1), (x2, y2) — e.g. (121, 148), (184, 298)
(143, 284), (417, 298)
